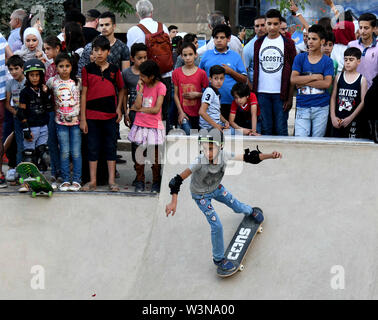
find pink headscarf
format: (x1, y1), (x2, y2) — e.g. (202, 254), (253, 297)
(334, 21), (356, 45)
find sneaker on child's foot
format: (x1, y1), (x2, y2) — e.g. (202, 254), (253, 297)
(134, 181), (145, 193)
(69, 182), (81, 192)
(6, 169), (16, 182)
(59, 182), (71, 192)
(18, 184), (29, 192)
(251, 207), (264, 224)
(0, 174), (7, 188)
(213, 259), (236, 272)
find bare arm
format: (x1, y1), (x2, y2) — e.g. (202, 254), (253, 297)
(174, 85), (187, 125)
(234, 151), (282, 161)
(221, 64), (248, 83)
(291, 70), (324, 86)
(80, 86), (88, 134)
(122, 60), (130, 71)
(306, 75), (333, 90)
(290, 1), (310, 31)
(133, 95), (164, 115)
(166, 168), (192, 217)
(330, 75), (341, 128)
(5, 92), (16, 116)
(198, 102), (223, 131)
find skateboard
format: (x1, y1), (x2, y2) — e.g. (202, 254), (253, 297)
(16, 162), (54, 198)
(217, 210), (263, 278)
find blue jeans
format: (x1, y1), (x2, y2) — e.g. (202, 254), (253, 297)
(192, 184), (254, 261)
(56, 124), (82, 183)
(295, 106), (329, 137)
(14, 118), (24, 165)
(257, 93), (289, 136)
(48, 112), (61, 176)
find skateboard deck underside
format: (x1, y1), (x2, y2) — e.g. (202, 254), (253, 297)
(16, 162), (53, 194)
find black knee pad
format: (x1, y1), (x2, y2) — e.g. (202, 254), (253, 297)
(36, 144), (50, 170)
(23, 149), (37, 164)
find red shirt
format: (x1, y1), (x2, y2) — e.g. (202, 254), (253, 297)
(230, 93), (260, 116)
(172, 67), (209, 117)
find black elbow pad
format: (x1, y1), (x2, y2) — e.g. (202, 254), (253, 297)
(16, 108), (26, 122)
(169, 174), (183, 195)
(243, 146), (262, 164)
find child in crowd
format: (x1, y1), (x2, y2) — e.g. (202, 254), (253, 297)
(4, 56), (26, 183)
(172, 42), (209, 135)
(14, 27), (47, 62)
(330, 47), (368, 138)
(47, 53), (82, 191)
(128, 60), (166, 193)
(44, 36), (62, 182)
(291, 25), (334, 137)
(175, 33), (201, 69)
(166, 129), (281, 272)
(122, 43), (148, 186)
(18, 59), (53, 171)
(44, 36), (62, 81)
(322, 31), (339, 81)
(80, 36), (124, 192)
(229, 82), (261, 135)
(199, 24), (247, 120)
(198, 65), (230, 132)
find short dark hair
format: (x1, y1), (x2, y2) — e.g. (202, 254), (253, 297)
(130, 43), (147, 57)
(183, 33), (197, 43)
(181, 42), (197, 54)
(254, 15), (266, 22)
(359, 13), (377, 27)
(168, 25), (178, 32)
(6, 55), (24, 68)
(99, 11), (116, 25)
(318, 17), (333, 33)
(139, 60), (162, 82)
(308, 24), (327, 40)
(92, 35), (111, 51)
(212, 24), (232, 38)
(44, 36), (62, 51)
(266, 9), (281, 20)
(231, 82), (250, 98)
(209, 65), (225, 77)
(324, 31), (335, 44)
(280, 17), (287, 23)
(344, 47), (362, 59)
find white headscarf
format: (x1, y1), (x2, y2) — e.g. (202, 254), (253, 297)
(14, 27), (47, 62)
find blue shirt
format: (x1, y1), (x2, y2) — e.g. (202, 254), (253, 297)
(199, 48), (247, 105)
(8, 28), (22, 52)
(243, 35), (257, 83)
(292, 52), (334, 108)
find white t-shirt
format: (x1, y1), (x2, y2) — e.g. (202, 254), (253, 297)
(258, 36), (284, 94)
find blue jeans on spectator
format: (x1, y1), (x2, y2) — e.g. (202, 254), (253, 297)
(48, 112), (61, 177)
(257, 93), (289, 136)
(295, 106), (329, 137)
(192, 184), (254, 261)
(180, 116), (199, 135)
(56, 124), (82, 183)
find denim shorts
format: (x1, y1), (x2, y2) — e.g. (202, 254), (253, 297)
(87, 118), (117, 161)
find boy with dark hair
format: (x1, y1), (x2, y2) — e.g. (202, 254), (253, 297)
(322, 31), (338, 78)
(168, 25), (179, 41)
(229, 82), (261, 135)
(291, 24), (334, 137)
(199, 25), (247, 121)
(330, 47), (368, 138)
(253, 9), (296, 136)
(80, 36), (125, 192)
(4, 55), (26, 183)
(199, 65), (230, 131)
(348, 13), (378, 89)
(166, 129), (281, 272)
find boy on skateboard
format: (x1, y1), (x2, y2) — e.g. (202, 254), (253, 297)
(165, 129), (282, 272)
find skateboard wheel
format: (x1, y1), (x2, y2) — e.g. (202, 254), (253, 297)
(239, 264), (244, 271)
(48, 191), (53, 197)
(258, 226), (263, 233)
(36, 176), (41, 183)
(19, 178), (24, 184)
(31, 192), (37, 198)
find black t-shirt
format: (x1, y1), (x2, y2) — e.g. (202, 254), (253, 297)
(82, 27), (100, 45)
(19, 86), (51, 127)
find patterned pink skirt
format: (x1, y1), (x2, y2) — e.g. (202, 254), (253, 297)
(128, 125), (165, 145)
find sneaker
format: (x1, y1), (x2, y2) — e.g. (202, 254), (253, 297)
(151, 181), (161, 193)
(134, 181), (145, 193)
(6, 169), (16, 182)
(18, 184), (29, 193)
(0, 174), (7, 188)
(131, 177), (138, 187)
(213, 259), (236, 272)
(251, 207), (264, 224)
(59, 182), (71, 192)
(69, 182), (81, 192)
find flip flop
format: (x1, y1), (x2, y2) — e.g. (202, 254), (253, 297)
(81, 182), (96, 192)
(109, 184), (120, 192)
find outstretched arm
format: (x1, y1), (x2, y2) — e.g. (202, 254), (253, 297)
(165, 168), (192, 217)
(234, 147), (282, 162)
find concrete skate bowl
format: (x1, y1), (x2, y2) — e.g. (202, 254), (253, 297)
(0, 136), (378, 299)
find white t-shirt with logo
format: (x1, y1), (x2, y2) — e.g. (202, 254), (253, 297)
(258, 36), (284, 94)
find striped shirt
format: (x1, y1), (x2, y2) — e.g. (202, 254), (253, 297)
(0, 33), (7, 100)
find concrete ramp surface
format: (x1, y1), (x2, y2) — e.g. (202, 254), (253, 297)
(1, 136), (378, 299)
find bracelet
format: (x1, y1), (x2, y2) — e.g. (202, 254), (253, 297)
(296, 12), (302, 17)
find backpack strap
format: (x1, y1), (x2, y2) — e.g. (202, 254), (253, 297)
(137, 23), (151, 35)
(157, 22), (163, 33)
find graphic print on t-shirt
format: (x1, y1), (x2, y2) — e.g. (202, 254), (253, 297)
(338, 88), (358, 112)
(260, 46), (284, 74)
(142, 96), (153, 109)
(181, 83), (197, 107)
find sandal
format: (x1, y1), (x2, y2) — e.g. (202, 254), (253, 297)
(109, 184), (120, 192)
(81, 182), (96, 192)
